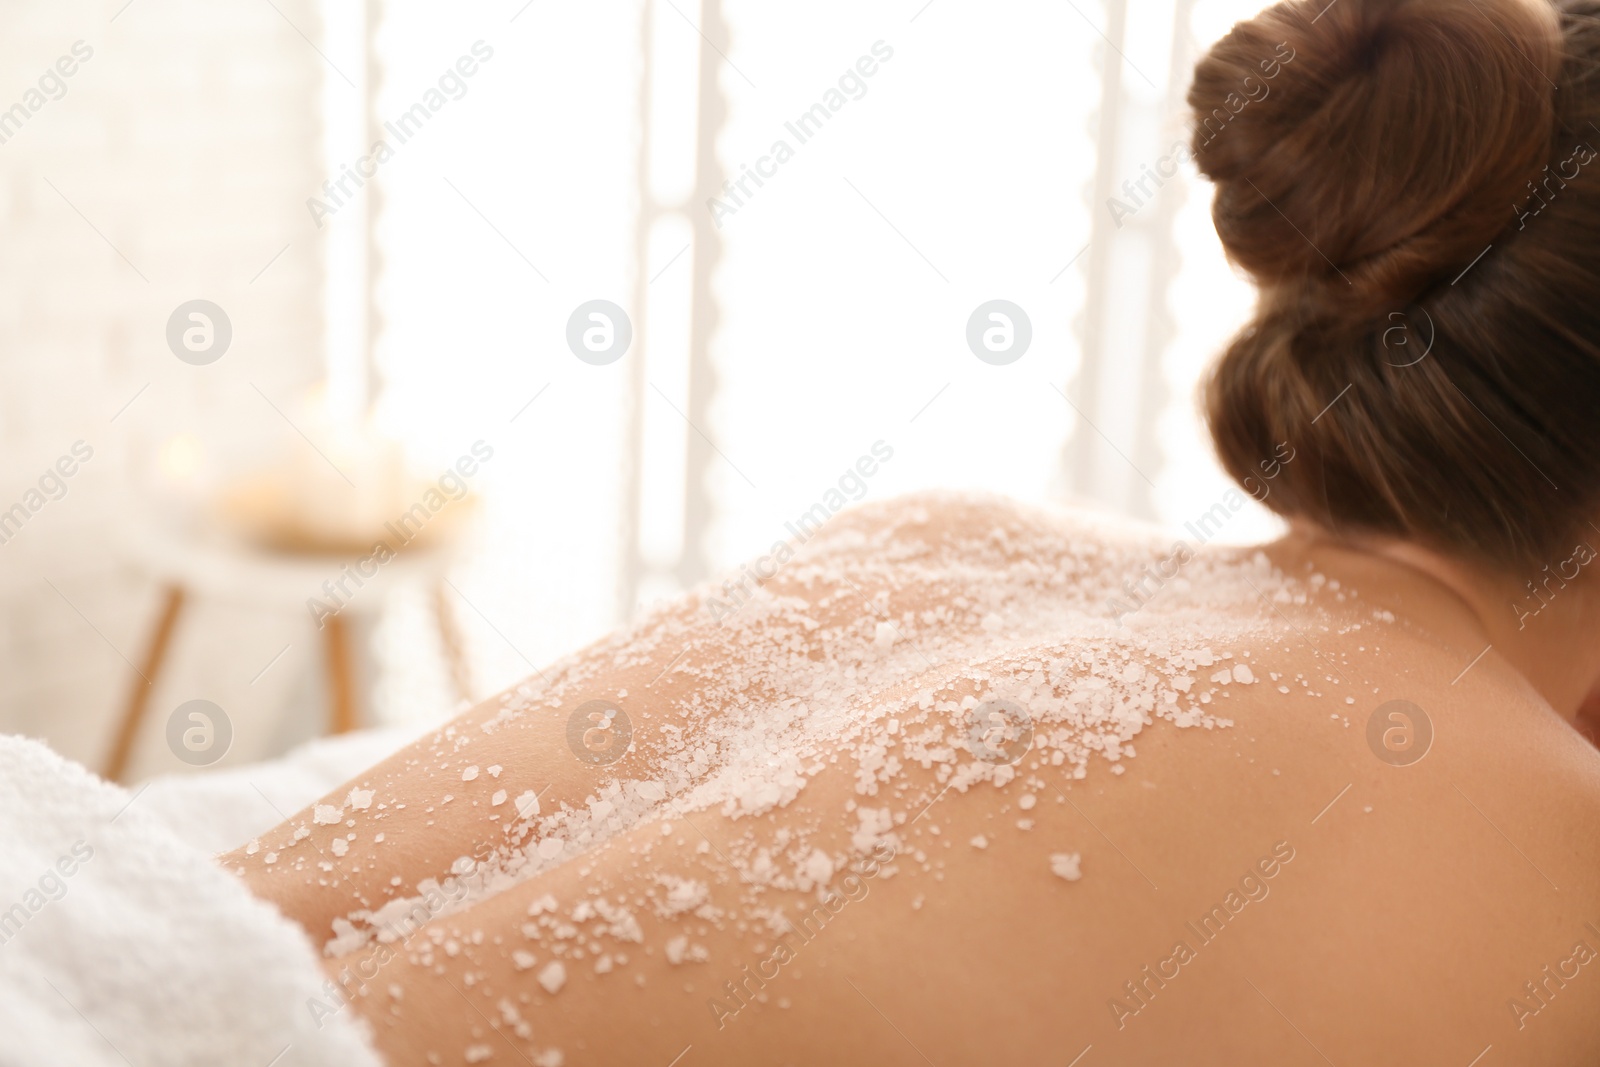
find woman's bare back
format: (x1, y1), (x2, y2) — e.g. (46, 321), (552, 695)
(227, 493), (1600, 1065)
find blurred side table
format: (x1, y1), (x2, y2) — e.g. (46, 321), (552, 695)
(103, 519), (472, 782)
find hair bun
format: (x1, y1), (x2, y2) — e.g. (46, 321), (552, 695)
(1189, 0), (1561, 319)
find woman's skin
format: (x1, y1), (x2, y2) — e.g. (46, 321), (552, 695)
(228, 502), (1600, 1066)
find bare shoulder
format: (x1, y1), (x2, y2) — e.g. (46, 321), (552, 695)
(303, 498), (1600, 1065)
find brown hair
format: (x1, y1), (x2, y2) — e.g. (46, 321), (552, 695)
(1191, 0), (1600, 569)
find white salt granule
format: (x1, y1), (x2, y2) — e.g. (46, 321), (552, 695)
(1049, 853), (1083, 882)
(462, 766), (479, 782)
(1232, 665), (1255, 684)
(969, 835), (988, 849)
(658, 876), (709, 916)
(312, 805), (342, 825)
(537, 961), (567, 994)
(512, 950), (537, 971)
(465, 1044), (493, 1063)
(330, 838), (348, 858)
(874, 622), (897, 649)
(488, 765), (503, 778)
(1018, 794), (1036, 810)
(346, 788), (373, 810)
(538, 838), (564, 860)
(491, 790), (507, 807)
(663, 937), (708, 964)
(514, 791), (540, 819)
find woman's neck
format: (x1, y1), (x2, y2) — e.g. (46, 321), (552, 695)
(1279, 525), (1600, 724)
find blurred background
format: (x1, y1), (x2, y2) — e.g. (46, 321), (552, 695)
(0, 0), (1278, 781)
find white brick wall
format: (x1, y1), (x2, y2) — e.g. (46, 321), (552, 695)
(0, 0), (329, 777)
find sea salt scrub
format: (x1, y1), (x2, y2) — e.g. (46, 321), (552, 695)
(318, 494), (1311, 933)
(282, 493), (1357, 1065)
(1050, 853), (1083, 882)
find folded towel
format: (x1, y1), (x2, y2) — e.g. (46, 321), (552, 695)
(0, 733), (382, 1067)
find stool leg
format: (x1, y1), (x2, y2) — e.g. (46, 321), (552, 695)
(324, 613), (359, 734)
(433, 582), (473, 705)
(103, 584), (186, 783)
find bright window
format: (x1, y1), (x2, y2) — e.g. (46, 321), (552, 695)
(366, 0), (1280, 720)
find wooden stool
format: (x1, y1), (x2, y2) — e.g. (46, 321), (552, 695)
(103, 521), (471, 783)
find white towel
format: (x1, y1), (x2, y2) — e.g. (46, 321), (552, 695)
(0, 733), (382, 1067)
